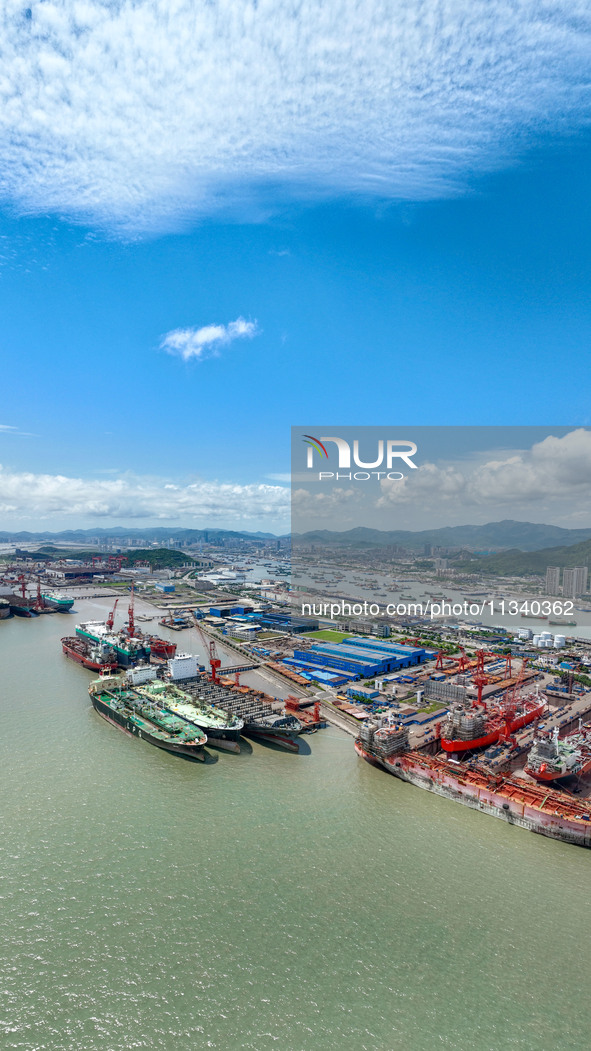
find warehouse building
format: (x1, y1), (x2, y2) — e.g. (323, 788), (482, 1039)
(292, 637), (427, 678)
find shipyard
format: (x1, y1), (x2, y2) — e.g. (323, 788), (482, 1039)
(4, 536), (591, 852)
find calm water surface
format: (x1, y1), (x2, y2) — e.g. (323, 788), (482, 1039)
(1, 608), (590, 1051)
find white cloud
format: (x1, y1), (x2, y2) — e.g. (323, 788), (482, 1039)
(160, 317), (258, 361)
(378, 429), (591, 510)
(0, 464), (289, 522)
(292, 486), (362, 521)
(0, 2), (590, 232)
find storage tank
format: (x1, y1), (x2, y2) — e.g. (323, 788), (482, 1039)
(532, 634), (542, 646)
(554, 635), (566, 648)
(540, 631), (553, 640)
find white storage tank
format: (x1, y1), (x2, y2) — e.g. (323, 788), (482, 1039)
(532, 634), (542, 646)
(554, 635), (566, 648)
(540, 631), (553, 640)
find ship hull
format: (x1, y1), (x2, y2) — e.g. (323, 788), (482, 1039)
(188, 725), (241, 753)
(242, 726), (300, 752)
(76, 626), (150, 667)
(42, 595), (75, 612)
(90, 692), (206, 760)
(355, 743), (591, 848)
(62, 638), (117, 673)
(145, 636), (177, 659)
(441, 703), (545, 753)
(525, 756), (591, 783)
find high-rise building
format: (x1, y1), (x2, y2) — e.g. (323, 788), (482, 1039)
(545, 566), (561, 595)
(562, 566), (588, 597)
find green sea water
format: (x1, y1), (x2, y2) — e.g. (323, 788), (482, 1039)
(1, 609), (590, 1051)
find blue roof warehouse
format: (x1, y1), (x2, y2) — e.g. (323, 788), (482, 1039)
(291, 637), (426, 678)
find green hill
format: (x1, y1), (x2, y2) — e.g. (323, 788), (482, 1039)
(454, 537), (591, 577)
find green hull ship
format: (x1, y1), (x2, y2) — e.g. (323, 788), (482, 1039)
(76, 620), (151, 666)
(42, 592), (75, 612)
(135, 679), (244, 753)
(88, 675), (208, 760)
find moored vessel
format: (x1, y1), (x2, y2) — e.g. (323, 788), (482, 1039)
(76, 621), (151, 666)
(524, 725), (591, 783)
(135, 678), (244, 753)
(440, 692), (545, 753)
(0, 598), (10, 620)
(88, 675), (208, 759)
(356, 719), (591, 848)
(62, 635), (118, 673)
(142, 635), (177, 660)
(42, 592), (75, 612)
(188, 679), (303, 751)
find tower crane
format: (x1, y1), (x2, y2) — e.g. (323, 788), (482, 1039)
(127, 583), (135, 638)
(106, 598), (119, 632)
(193, 615), (222, 683)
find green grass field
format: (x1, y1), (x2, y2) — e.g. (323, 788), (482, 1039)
(302, 629), (352, 642)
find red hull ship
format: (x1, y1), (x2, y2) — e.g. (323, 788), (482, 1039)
(143, 635), (177, 660)
(525, 726), (591, 783)
(355, 724), (591, 848)
(441, 695), (546, 753)
(61, 636), (118, 673)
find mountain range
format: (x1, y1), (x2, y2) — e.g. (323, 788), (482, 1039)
(293, 521), (591, 553)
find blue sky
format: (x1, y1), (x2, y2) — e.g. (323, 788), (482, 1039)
(1, 2), (591, 532)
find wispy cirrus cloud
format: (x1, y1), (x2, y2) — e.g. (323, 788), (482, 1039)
(0, 464), (289, 523)
(0, 2), (590, 233)
(0, 423), (37, 437)
(160, 318), (259, 362)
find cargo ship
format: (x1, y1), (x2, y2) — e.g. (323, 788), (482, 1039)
(524, 725), (591, 783)
(42, 592), (74, 612)
(75, 621), (151, 667)
(88, 675), (207, 759)
(134, 679), (243, 753)
(62, 635), (118, 673)
(356, 720), (591, 848)
(9, 596), (37, 617)
(239, 709), (302, 750)
(141, 635), (177, 660)
(0, 598), (10, 620)
(181, 678), (303, 751)
(440, 692), (545, 753)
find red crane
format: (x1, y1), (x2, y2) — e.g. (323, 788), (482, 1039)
(127, 584), (135, 638)
(17, 574), (27, 600)
(35, 576), (44, 611)
(193, 615), (222, 682)
(209, 640), (222, 684)
(106, 598), (119, 632)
